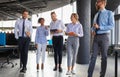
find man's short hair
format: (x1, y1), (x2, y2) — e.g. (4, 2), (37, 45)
(22, 9), (29, 14)
(51, 11), (56, 15)
(98, 0), (107, 3)
(102, 0), (107, 2)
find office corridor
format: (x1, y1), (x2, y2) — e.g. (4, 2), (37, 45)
(0, 51), (120, 77)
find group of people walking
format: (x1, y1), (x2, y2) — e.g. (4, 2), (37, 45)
(35, 12), (84, 74)
(14, 0), (115, 77)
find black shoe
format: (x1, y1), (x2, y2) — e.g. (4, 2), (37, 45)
(20, 68), (26, 73)
(59, 67), (62, 72)
(24, 67), (27, 71)
(53, 67), (57, 71)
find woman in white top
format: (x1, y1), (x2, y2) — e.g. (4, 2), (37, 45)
(65, 13), (83, 75)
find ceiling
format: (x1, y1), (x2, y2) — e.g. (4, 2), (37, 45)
(0, 0), (75, 20)
(0, 0), (119, 20)
(92, 0), (120, 20)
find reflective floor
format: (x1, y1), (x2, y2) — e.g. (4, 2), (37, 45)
(0, 51), (120, 77)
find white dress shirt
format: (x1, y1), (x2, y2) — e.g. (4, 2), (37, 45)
(66, 22), (84, 37)
(50, 20), (66, 36)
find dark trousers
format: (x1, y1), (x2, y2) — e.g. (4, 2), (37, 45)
(18, 37), (30, 68)
(52, 36), (63, 66)
(88, 34), (109, 77)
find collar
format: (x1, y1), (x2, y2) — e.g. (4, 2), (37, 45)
(52, 19), (58, 23)
(72, 22), (79, 25)
(21, 18), (28, 20)
(40, 25), (44, 27)
(99, 8), (106, 12)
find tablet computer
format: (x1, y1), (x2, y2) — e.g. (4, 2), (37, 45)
(50, 29), (57, 32)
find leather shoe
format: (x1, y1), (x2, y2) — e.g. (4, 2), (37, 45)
(53, 67), (57, 71)
(20, 68), (26, 73)
(59, 67), (62, 72)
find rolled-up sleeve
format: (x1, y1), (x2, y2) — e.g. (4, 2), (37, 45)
(78, 24), (84, 37)
(14, 20), (19, 39)
(35, 29), (38, 44)
(45, 29), (49, 36)
(29, 22), (33, 36)
(66, 24), (69, 33)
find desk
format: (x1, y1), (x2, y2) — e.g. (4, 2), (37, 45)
(0, 45), (18, 68)
(114, 47), (120, 77)
(0, 45), (18, 50)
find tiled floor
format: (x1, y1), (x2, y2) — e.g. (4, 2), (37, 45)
(0, 51), (120, 77)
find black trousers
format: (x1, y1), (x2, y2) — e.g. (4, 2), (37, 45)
(18, 37), (30, 68)
(52, 36), (63, 66)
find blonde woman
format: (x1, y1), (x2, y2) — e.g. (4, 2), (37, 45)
(35, 18), (49, 70)
(65, 13), (83, 75)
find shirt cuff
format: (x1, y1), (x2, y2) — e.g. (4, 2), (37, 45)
(15, 36), (18, 39)
(100, 26), (104, 30)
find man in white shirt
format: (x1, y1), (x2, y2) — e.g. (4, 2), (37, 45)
(50, 12), (66, 72)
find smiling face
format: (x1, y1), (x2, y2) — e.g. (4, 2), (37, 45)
(40, 19), (45, 26)
(71, 15), (77, 24)
(38, 18), (45, 26)
(70, 13), (79, 24)
(22, 11), (29, 19)
(96, 0), (106, 10)
(51, 12), (57, 21)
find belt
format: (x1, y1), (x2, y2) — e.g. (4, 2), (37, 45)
(96, 33), (109, 35)
(19, 37), (30, 38)
(53, 35), (63, 37)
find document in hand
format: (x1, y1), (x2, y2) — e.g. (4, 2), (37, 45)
(50, 29), (57, 32)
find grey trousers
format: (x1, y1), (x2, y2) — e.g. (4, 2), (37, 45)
(88, 34), (109, 77)
(67, 37), (79, 67)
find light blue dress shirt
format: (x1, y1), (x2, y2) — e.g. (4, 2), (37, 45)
(35, 26), (49, 44)
(92, 9), (115, 34)
(66, 22), (84, 37)
(14, 18), (33, 39)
